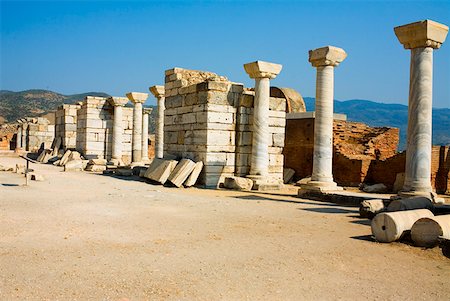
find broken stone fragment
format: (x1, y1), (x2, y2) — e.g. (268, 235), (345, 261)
(184, 161), (203, 187)
(359, 199), (386, 219)
(168, 159), (196, 188)
(64, 160), (83, 172)
(224, 176), (254, 191)
(88, 158), (107, 165)
(85, 165), (107, 172)
(362, 183), (387, 193)
(283, 168), (295, 184)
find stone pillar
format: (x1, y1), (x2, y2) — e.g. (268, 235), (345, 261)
(108, 97), (129, 166)
(142, 108), (153, 162)
(15, 124), (22, 151)
(126, 92), (148, 163)
(394, 20), (448, 196)
(21, 123), (27, 151)
(301, 46), (347, 192)
(149, 85), (165, 159)
(243, 61), (282, 190)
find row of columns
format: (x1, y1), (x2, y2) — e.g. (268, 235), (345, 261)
(15, 122), (28, 151)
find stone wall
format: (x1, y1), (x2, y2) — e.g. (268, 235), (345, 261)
(55, 104), (80, 150)
(25, 117), (55, 152)
(76, 96), (133, 162)
(163, 67), (286, 188)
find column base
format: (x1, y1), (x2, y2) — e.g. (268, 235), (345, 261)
(299, 180), (343, 193)
(246, 175), (283, 191)
(397, 190), (444, 204)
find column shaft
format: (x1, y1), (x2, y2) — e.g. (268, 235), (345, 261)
(132, 102), (143, 162)
(21, 126), (27, 151)
(311, 66), (335, 183)
(403, 47), (433, 192)
(16, 127), (22, 150)
(112, 105), (123, 161)
(250, 77), (270, 176)
(142, 112), (149, 161)
(156, 97), (165, 159)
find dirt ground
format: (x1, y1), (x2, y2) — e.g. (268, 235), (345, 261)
(1, 156), (449, 300)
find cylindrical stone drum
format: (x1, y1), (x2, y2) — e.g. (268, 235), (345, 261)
(411, 215), (450, 247)
(371, 209), (434, 243)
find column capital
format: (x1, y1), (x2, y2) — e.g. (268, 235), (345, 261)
(394, 19), (448, 49)
(243, 60), (282, 79)
(108, 96), (129, 107)
(143, 108), (153, 115)
(309, 46), (347, 67)
(149, 85), (165, 98)
(126, 92), (148, 104)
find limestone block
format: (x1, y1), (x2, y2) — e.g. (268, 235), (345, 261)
(85, 164), (107, 172)
(64, 160), (84, 172)
(237, 132), (252, 146)
(88, 158), (107, 165)
(269, 98), (286, 111)
(362, 183), (388, 193)
(269, 117), (286, 127)
(393, 173), (405, 193)
(269, 154), (284, 166)
(283, 168), (295, 184)
(394, 19), (449, 49)
(144, 158), (178, 184)
(206, 130), (233, 146)
(167, 159), (196, 187)
(203, 165), (235, 174)
(184, 161), (203, 187)
(359, 199), (386, 219)
(411, 215), (450, 247)
(224, 176), (253, 191)
(371, 209), (434, 243)
(68, 151), (81, 161)
(272, 133), (285, 147)
(182, 113), (197, 124)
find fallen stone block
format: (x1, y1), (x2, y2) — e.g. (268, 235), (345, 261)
(68, 151), (81, 161)
(30, 173), (45, 181)
(184, 161), (203, 187)
(362, 183), (387, 193)
(88, 158), (107, 165)
(53, 160), (61, 166)
(59, 150), (72, 166)
(64, 160), (83, 172)
(393, 172), (405, 193)
(411, 215), (450, 247)
(371, 209), (434, 243)
(296, 177), (311, 186)
(144, 158), (178, 184)
(359, 199), (386, 219)
(132, 166), (147, 176)
(224, 176), (253, 191)
(283, 168), (295, 184)
(116, 168), (133, 176)
(85, 164), (107, 172)
(387, 196), (435, 214)
(168, 159), (196, 188)
(15, 164), (25, 174)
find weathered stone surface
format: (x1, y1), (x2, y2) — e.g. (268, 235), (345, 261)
(168, 159), (196, 188)
(283, 168), (295, 184)
(30, 173), (45, 181)
(224, 176), (253, 191)
(64, 160), (83, 172)
(88, 158), (107, 165)
(394, 19), (448, 49)
(144, 158), (178, 184)
(184, 161), (203, 187)
(362, 183), (387, 193)
(116, 168), (133, 176)
(359, 199), (386, 219)
(411, 215), (450, 247)
(85, 164), (107, 172)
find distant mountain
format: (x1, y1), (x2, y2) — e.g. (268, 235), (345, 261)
(304, 97), (450, 149)
(0, 89), (110, 123)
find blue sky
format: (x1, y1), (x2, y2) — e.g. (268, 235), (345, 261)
(1, 0), (449, 107)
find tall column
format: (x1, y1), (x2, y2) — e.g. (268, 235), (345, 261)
(142, 108), (152, 162)
(394, 20), (448, 196)
(302, 46), (347, 192)
(108, 97), (129, 166)
(15, 124), (22, 151)
(149, 85), (165, 159)
(21, 123), (27, 151)
(126, 92), (148, 163)
(244, 61), (282, 189)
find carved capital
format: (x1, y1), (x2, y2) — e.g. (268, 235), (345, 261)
(394, 19), (448, 49)
(149, 85), (165, 98)
(126, 92), (148, 104)
(108, 96), (129, 107)
(244, 61), (282, 79)
(309, 46), (347, 67)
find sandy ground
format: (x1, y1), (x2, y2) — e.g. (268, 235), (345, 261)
(0, 156), (449, 300)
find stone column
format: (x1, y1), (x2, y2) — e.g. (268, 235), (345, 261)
(142, 108), (153, 162)
(243, 61), (282, 189)
(108, 97), (129, 166)
(126, 92), (148, 163)
(21, 123), (27, 151)
(302, 46), (347, 192)
(394, 20), (448, 196)
(15, 124), (22, 151)
(149, 85), (165, 159)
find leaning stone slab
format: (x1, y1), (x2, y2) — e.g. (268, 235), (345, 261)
(283, 168), (295, 184)
(59, 150), (72, 166)
(224, 176), (253, 191)
(184, 161), (204, 187)
(144, 158), (178, 184)
(64, 159), (83, 172)
(168, 159), (196, 188)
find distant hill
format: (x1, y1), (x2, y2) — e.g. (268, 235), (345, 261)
(0, 89), (110, 123)
(304, 97), (450, 149)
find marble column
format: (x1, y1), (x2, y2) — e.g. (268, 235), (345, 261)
(302, 46), (347, 192)
(21, 123), (27, 151)
(142, 108), (152, 162)
(394, 20), (448, 196)
(108, 97), (129, 166)
(149, 85), (165, 159)
(243, 61), (282, 189)
(126, 92), (148, 163)
(15, 124), (22, 151)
